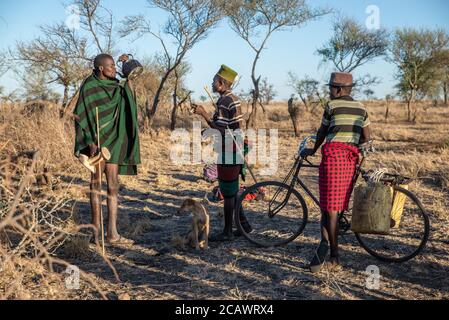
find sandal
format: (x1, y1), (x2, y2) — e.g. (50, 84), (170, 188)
(309, 240), (329, 274)
(107, 236), (135, 246)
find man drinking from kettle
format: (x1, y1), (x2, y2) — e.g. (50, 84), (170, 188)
(73, 53), (141, 245)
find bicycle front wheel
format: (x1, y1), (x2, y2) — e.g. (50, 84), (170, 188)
(355, 186), (430, 263)
(235, 181), (308, 247)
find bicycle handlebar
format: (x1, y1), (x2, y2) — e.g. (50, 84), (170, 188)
(297, 137), (375, 158)
(298, 136), (317, 156)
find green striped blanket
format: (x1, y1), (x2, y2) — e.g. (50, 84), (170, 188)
(73, 74), (141, 175)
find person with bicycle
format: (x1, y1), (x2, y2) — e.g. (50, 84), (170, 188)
(301, 72), (371, 273)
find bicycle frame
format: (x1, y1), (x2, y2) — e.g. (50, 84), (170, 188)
(268, 157), (319, 216)
(253, 142), (429, 261)
(268, 155), (366, 220)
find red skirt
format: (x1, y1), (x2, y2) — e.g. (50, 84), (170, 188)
(319, 142), (360, 212)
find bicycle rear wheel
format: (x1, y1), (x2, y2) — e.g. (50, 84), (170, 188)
(235, 181), (308, 247)
(355, 186), (430, 263)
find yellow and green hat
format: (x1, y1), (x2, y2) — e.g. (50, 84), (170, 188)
(216, 64), (238, 83)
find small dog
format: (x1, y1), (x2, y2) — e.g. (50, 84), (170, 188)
(177, 199), (210, 250)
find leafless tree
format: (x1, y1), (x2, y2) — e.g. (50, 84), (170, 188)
(13, 23), (90, 116)
(317, 16), (389, 73)
(170, 62), (192, 131)
(259, 78), (277, 105)
(70, 0), (115, 54)
(120, 0), (225, 127)
(7, 0), (115, 117)
(0, 50), (8, 74)
(227, 0), (329, 128)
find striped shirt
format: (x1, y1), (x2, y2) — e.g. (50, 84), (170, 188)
(212, 90), (244, 165)
(213, 90), (244, 130)
(321, 96), (370, 145)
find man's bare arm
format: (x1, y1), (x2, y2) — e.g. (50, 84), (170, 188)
(192, 104), (225, 134)
(301, 124), (328, 158)
(312, 125), (328, 154)
(360, 126), (371, 144)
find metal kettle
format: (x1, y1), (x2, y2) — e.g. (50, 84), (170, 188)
(118, 54), (143, 80)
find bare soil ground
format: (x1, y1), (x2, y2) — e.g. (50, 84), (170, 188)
(2, 100), (449, 300)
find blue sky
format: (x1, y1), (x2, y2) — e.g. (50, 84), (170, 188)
(1, 0), (449, 100)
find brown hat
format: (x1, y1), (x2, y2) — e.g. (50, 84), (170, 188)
(328, 72), (355, 87)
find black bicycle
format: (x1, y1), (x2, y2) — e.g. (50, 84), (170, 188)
(235, 138), (430, 263)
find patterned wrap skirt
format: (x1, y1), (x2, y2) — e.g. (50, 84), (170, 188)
(319, 142), (360, 212)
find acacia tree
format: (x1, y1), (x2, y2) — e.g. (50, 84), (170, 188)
(317, 16), (389, 73)
(10, 0), (115, 116)
(14, 23), (89, 115)
(363, 88), (374, 101)
(389, 28), (449, 121)
(120, 0), (225, 127)
(287, 73), (320, 112)
(435, 49), (449, 106)
(19, 66), (61, 102)
(227, 0), (329, 128)
(317, 16), (388, 100)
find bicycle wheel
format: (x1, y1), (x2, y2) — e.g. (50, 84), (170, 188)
(355, 186), (430, 263)
(235, 181), (308, 247)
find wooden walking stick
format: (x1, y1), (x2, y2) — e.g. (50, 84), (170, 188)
(203, 86), (258, 184)
(96, 107), (106, 256)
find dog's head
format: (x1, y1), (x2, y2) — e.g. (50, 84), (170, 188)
(177, 199), (197, 215)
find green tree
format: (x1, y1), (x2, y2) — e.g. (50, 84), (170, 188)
(317, 16), (389, 73)
(389, 28), (449, 121)
(434, 49), (449, 106)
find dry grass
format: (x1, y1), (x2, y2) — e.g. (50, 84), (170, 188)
(0, 103), (119, 300)
(1, 99), (448, 300)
